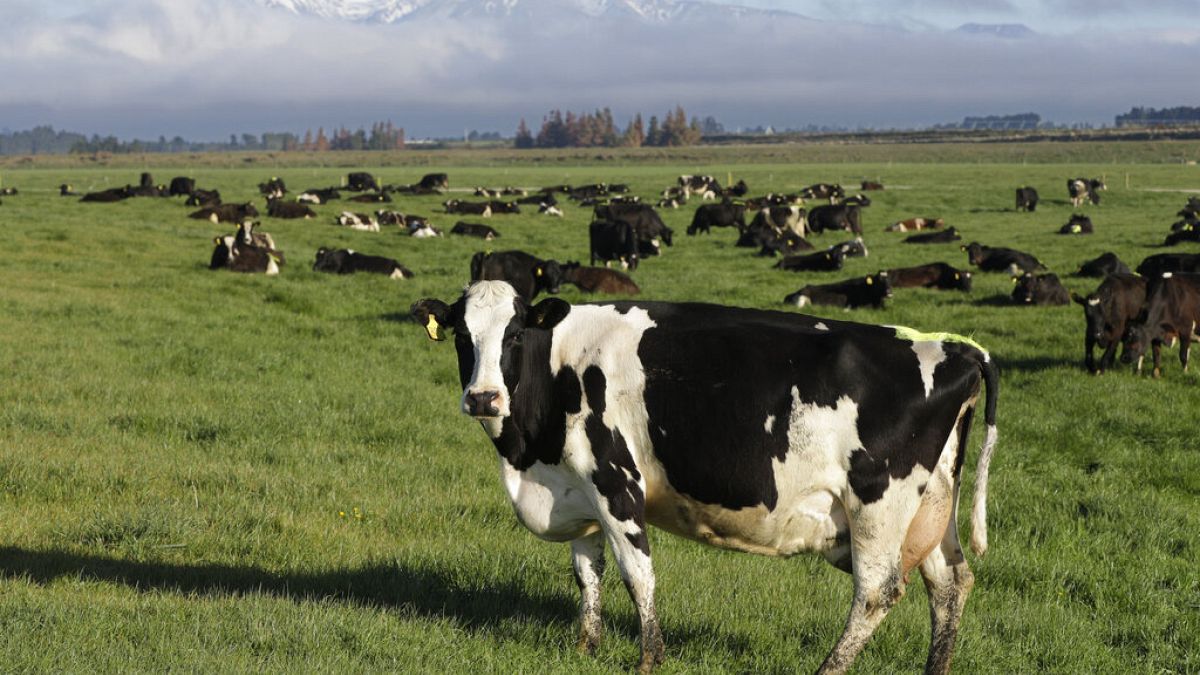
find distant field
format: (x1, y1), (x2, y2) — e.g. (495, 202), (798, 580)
(1, 144), (1197, 673)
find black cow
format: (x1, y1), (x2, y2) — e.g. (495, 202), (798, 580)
(775, 247), (845, 272)
(1011, 273), (1070, 306)
(129, 183), (169, 197)
(963, 242), (1045, 274)
(1076, 252), (1131, 277)
(347, 172), (379, 192)
(139, 172), (154, 188)
(561, 263), (641, 295)
(737, 224), (812, 257)
(267, 198), (317, 219)
(297, 188), (340, 204)
(594, 203), (673, 254)
(1059, 214), (1093, 235)
(570, 184), (609, 201)
(1015, 187), (1039, 212)
(904, 228), (961, 244)
(185, 189), (221, 207)
(59, 184), (78, 197)
(1071, 274), (1147, 374)
(861, 180), (884, 191)
(517, 193), (557, 206)
(469, 250), (564, 300)
(168, 177), (195, 196)
(410, 280), (998, 674)
(80, 186), (132, 203)
(886, 263), (973, 292)
(487, 200), (521, 214)
(688, 202), (747, 235)
(190, 203), (259, 223)
(1164, 228), (1200, 246)
(258, 177), (287, 197)
(444, 200), (493, 217)
(808, 204), (862, 235)
(1121, 273), (1200, 377)
(418, 173), (449, 192)
(590, 220), (639, 270)
(450, 222), (500, 240)
(1136, 253), (1200, 278)
(348, 192), (392, 204)
(312, 248), (413, 279)
(1067, 178), (1105, 207)
(721, 179), (749, 198)
(1170, 217), (1198, 232)
(784, 272), (892, 309)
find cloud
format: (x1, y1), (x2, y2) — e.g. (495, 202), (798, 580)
(0, 0), (1194, 138)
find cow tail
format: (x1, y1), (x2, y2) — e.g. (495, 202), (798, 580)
(970, 355), (999, 557)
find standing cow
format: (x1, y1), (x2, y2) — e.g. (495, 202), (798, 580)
(411, 283), (998, 674)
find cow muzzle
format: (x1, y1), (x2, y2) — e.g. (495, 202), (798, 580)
(463, 390), (506, 418)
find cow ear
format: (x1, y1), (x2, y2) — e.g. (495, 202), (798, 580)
(1071, 292), (1086, 306)
(527, 298), (571, 331)
(411, 299), (451, 341)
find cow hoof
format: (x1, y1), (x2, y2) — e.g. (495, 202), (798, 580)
(1152, 369), (1162, 379)
(576, 634), (600, 656)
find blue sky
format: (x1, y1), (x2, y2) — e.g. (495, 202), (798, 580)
(2, 0), (1197, 139)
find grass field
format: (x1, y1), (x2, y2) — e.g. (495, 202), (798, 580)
(1, 144), (1198, 673)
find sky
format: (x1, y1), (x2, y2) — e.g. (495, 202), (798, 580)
(1, 0), (1197, 140)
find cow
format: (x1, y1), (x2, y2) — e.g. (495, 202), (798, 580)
(678, 174), (720, 198)
(258, 177), (287, 198)
(450, 222), (500, 240)
(410, 280), (998, 674)
(1071, 274), (1147, 374)
(475, 187), (502, 198)
(1136, 253), (1200, 278)
(417, 173), (449, 192)
(749, 205), (806, 238)
(470, 250), (564, 300)
(375, 210), (407, 226)
(1015, 187), (1039, 212)
(861, 180), (884, 191)
(886, 263), (973, 292)
(59, 184), (78, 197)
(348, 192), (392, 204)
(808, 204), (862, 236)
(657, 196), (685, 209)
(297, 188), (341, 204)
(129, 183), (169, 198)
(1059, 214), (1093, 235)
(488, 200), (521, 214)
(502, 186), (529, 196)
(784, 272), (893, 309)
(267, 198), (317, 219)
(737, 222), (812, 257)
(168, 177), (195, 197)
(1011, 273), (1070, 306)
(444, 200), (493, 217)
(1076, 252), (1131, 277)
(139, 172), (154, 188)
(887, 217), (943, 233)
(800, 183), (844, 203)
(746, 193), (804, 210)
(830, 237), (869, 258)
(1164, 228), (1200, 246)
(540, 184), (573, 195)
(561, 262), (641, 295)
(775, 247), (845, 272)
(843, 194), (871, 208)
(80, 186), (133, 203)
(517, 193), (557, 206)
(346, 172), (379, 192)
(408, 221), (443, 238)
(539, 203), (564, 217)
(1067, 178), (1105, 207)
(963, 242), (1045, 275)
(335, 211), (380, 232)
(721, 179), (750, 198)
(688, 202), (747, 235)
(590, 220), (639, 270)
(594, 203), (673, 255)
(312, 247), (412, 279)
(1170, 217), (1198, 232)
(570, 184), (610, 201)
(905, 228), (962, 244)
(185, 189), (221, 208)
(189, 203), (259, 223)
(1121, 273), (1200, 377)
(209, 222), (282, 275)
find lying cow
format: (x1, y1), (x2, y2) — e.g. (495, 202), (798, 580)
(1077, 252), (1131, 277)
(1011, 273), (1070, 305)
(190, 202), (259, 223)
(1072, 274), (1147, 374)
(410, 280), (998, 674)
(80, 186), (133, 203)
(775, 247), (845, 272)
(417, 172), (449, 192)
(209, 221), (282, 275)
(297, 188), (340, 204)
(1121, 273), (1200, 377)
(905, 228), (961, 244)
(1164, 228), (1200, 246)
(1068, 178), (1104, 207)
(312, 247), (412, 279)
(168, 177), (195, 196)
(488, 200), (521, 214)
(258, 177), (287, 198)
(348, 192), (392, 204)
(1015, 187), (1039, 212)
(450, 222), (500, 240)
(784, 272), (892, 309)
(800, 182), (844, 203)
(887, 263), (973, 292)
(470, 250), (564, 300)
(538, 203), (564, 217)
(335, 211), (380, 232)
(749, 205), (806, 238)
(887, 217), (944, 233)
(59, 184), (79, 197)
(1136, 253), (1200, 278)
(830, 237), (869, 258)
(267, 198), (316, 219)
(1059, 214), (1093, 235)
(561, 262), (641, 295)
(444, 200), (492, 217)
(860, 180), (884, 191)
(963, 242), (1045, 274)
(186, 189), (221, 207)
(346, 172), (379, 192)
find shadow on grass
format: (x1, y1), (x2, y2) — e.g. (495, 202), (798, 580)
(0, 546), (754, 656)
(996, 356), (1077, 373)
(974, 294), (1018, 307)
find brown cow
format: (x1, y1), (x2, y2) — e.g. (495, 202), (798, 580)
(561, 263), (640, 295)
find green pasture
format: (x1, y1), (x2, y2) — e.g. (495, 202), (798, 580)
(1, 145), (1198, 672)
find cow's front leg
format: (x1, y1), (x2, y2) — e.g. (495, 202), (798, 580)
(601, 519), (662, 673)
(571, 530), (605, 655)
(1152, 341), (1163, 378)
(1180, 332), (1192, 372)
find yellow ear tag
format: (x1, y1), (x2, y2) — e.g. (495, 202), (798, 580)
(536, 268), (543, 277)
(954, 273), (960, 280)
(866, 276), (873, 285)
(425, 315), (444, 341)
(1012, 277), (1020, 285)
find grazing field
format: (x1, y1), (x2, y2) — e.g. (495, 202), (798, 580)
(1, 146), (1198, 673)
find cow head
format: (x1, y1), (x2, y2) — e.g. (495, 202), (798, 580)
(411, 281), (571, 421)
(952, 269), (973, 292)
(534, 259), (565, 295)
(1071, 292), (1113, 345)
(1011, 273), (1037, 304)
(1119, 315), (1154, 365)
(963, 242), (984, 266)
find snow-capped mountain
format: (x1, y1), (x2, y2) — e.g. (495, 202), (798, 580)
(260, 0), (800, 24)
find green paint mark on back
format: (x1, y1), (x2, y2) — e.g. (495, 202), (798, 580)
(891, 325), (988, 355)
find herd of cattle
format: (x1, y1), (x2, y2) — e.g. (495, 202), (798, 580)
(41, 168), (1200, 378)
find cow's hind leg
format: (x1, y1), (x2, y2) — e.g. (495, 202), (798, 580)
(919, 519), (974, 675)
(571, 530), (605, 654)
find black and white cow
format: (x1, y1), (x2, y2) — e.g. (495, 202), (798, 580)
(1071, 274), (1147, 374)
(346, 172), (379, 192)
(830, 237), (869, 258)
(451, 222), (500, 240)
(783, 272), (893, 309)
(59, 184), (79, 197)
(1010, 273), (1070, 305)
(749, 205), (807, 238)
(688, 202), (747, 235)
(808, 204), (862, 236)
(595, 203), (673, 256)
(1014, 187), (1038, 212)
(410, 281), (998, 673)
(470, 251), (564, 300)
(1067, 178), (1105, 207)
(444, 200), (493, 217)
(1076, 252), (1131, 277)
(1058, 214), (1093, 235)
(800, 183), (845, 203)
(258, 177), (287, 198)
(335, 211), (380, 232)
(298, 188), (341, 204)
(312, 247), (413, 279)
(209, 222), (282, 275)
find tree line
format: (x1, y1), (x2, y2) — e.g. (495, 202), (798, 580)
(514, 107), (704, 148)
(1115, 106), (1200, 127)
